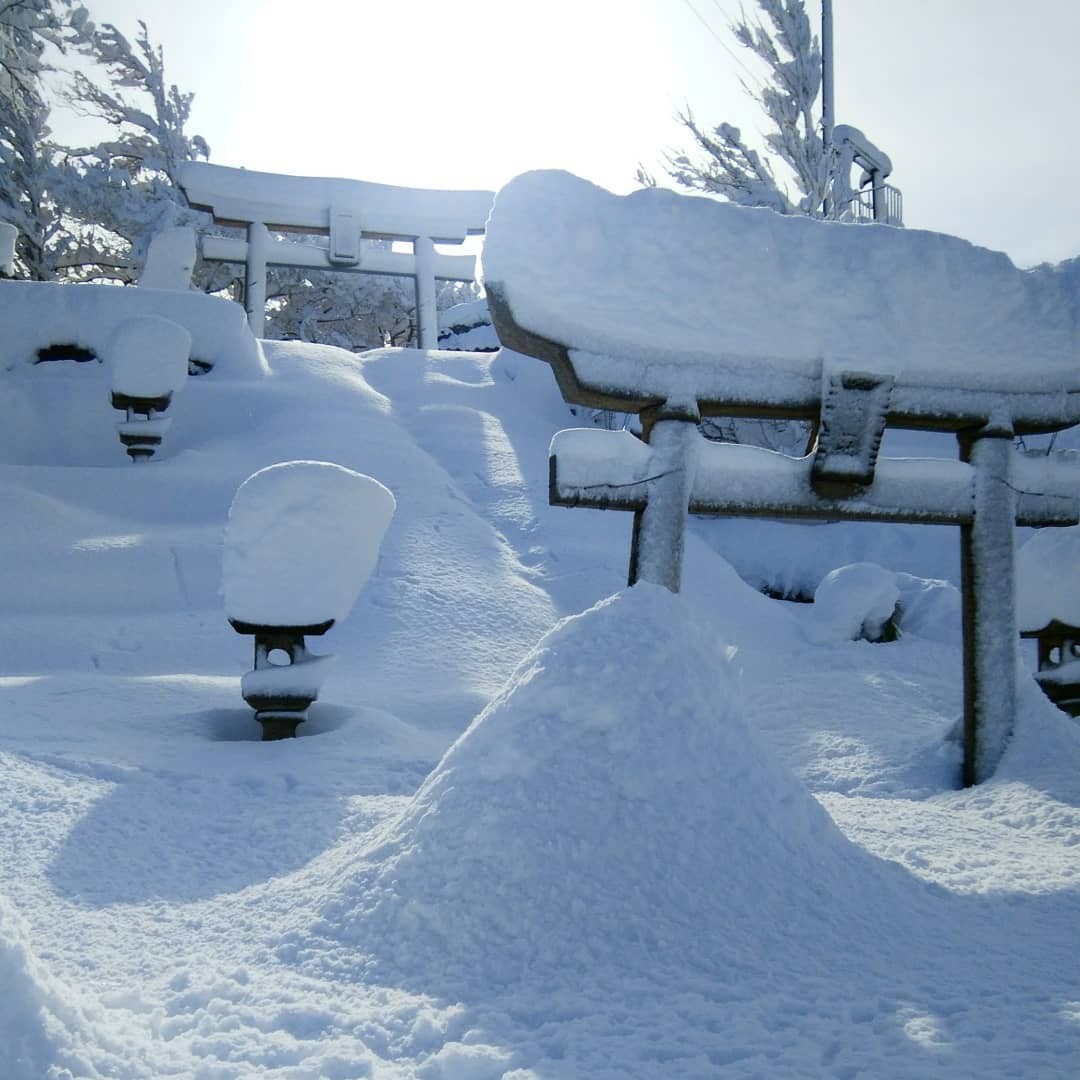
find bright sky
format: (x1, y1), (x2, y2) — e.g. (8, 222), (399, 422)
(59, 0), (1080, 267)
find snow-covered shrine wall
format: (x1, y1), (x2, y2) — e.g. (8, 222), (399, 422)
(178, 162), (493, 347)
(483, 169), (1080, 787)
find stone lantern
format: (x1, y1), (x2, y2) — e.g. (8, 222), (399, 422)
(1016, 526), (1080, 717)
(222, 461), (396, 740)
(109, 316), (191, 462)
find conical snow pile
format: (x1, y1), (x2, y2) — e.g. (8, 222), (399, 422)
(315, 585), (913, 994)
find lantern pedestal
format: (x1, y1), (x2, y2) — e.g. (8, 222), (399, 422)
(230, 619), (335, 740)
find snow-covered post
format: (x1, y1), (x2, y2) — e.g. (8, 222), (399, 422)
(109, 316), (192, 463)
(223, 462), (396, 740)
(414, 235), (438, 349)
(245, 222), (271, 337)
(628, 402), (701, 592)
(138, 226), (197, 291)
(0, 222), (16, 277)
(959, 427), (1019, 786)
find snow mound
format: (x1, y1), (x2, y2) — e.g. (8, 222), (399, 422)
(1016, 525), (1080, 630)
(223, 460), (396, 627)
(895, 571), (961, 642)
(318, 584), (912, 993)
(0, 894), (101, 1079)
(811, 562), (900, 643)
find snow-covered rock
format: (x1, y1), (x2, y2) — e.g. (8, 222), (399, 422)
(810, 561), (900, 643)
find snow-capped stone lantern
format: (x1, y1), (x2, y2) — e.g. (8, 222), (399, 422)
(109, 315), (191, 462)
(1017, 526), (1080, 717)
(222, 461), (396, 740)
(0, 222), (16, 278)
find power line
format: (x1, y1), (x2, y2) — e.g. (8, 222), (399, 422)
(679, 0), (767, 92)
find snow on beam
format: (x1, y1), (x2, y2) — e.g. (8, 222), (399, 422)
(483, 171), (1080, 434)
(180, 161), (493, 243)
(488, 285), (1080, 436)
(550, 429), (1079, 528)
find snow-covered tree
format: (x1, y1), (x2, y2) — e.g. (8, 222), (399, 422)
(0, 0), (91, 278)
(646, 0), (832, 218)
(264, 266), (477, 351)
(56, 19), (208, 281)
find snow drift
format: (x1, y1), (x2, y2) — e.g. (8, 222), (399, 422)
(314, 585), (926, 995)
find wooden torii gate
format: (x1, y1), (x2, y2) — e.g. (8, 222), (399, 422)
(483, 170), (1080, 787)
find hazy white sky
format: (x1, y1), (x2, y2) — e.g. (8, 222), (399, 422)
(57, 0), (1080, 267)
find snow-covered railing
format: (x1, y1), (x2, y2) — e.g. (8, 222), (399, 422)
(483, 169), (1080, 786)
(844, 183), (903, 226)
(179, 162), (493, 347)
(831, 124), (902, 226)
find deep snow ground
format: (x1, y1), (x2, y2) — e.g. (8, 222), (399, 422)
(1, 341), (1078, 1079)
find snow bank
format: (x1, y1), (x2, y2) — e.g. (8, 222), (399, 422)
(0, 281), (266, 377)
(482, 170), (1080, 395)
(0, 894), (102, 1079)
(1016, 525), (1080, 630)
(319, 585), (912, 993)
(223, 461), (396, 627)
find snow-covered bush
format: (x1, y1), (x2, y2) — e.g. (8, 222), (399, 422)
(437, 298), (499, 352)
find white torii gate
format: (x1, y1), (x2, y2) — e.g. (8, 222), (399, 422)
(178, 162), (492, 348)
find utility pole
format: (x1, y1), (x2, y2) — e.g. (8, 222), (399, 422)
(821, 0), (835, 217)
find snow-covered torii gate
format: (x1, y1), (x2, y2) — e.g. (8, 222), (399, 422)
(483, 169), (1080, 787)
(178, 162), (492, 348)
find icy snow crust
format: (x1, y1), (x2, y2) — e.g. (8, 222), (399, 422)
(482, 170), (1080, 397)
(1, 333), (1079, 1077)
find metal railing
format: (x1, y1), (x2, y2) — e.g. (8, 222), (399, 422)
(845, 184), (904, 226)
